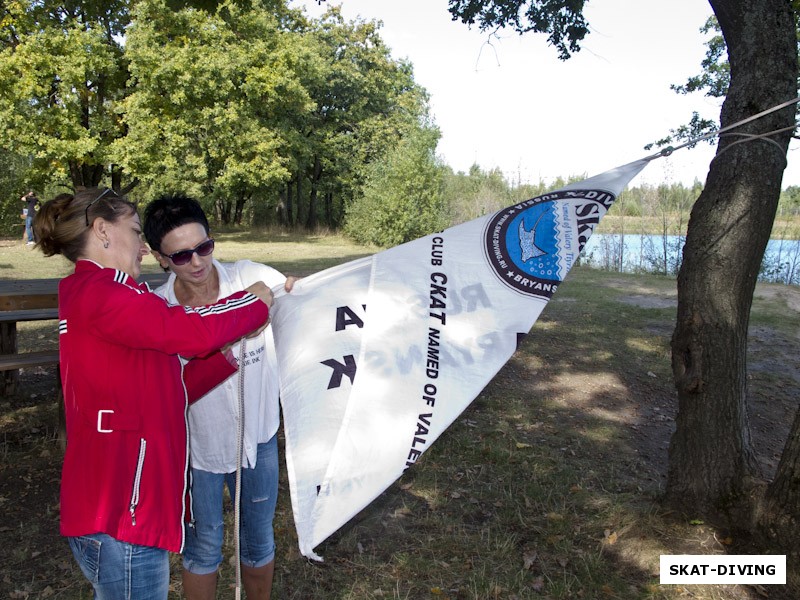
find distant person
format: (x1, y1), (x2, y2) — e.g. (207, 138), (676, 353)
(21, 190), (38, 244)
(33, 187), (273, 600)
(143, 194), (295, 600)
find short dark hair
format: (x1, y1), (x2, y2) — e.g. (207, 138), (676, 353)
(142, 193), (210, 252)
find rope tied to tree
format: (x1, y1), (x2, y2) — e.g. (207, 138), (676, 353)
(642, 95), (800, 164)
(711, 124), (798, 167)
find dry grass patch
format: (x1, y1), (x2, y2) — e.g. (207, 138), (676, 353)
(0, 235), (797, 599)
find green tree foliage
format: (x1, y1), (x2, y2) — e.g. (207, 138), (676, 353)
(0, 0), (433, 231)
(671, 17), (730, 98)
(296, 6), (432, 230)
(650, 8), (800, 150)
(443, 164), (512, 224)
(448, 0), (588, 60)
(117, 1), (432, 228)
(118, 0), (306, 222)
(779, 185), (800, 216)
(0, 148), (33, 236)
(344, 125), (445, 247)
(0, 0), (130, 189)
(645, 17), (727, 149)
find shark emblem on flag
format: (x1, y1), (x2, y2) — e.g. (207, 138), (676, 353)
(518, 211), (548, 262)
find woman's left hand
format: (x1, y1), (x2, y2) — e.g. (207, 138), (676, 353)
(284, 276), (299, 293)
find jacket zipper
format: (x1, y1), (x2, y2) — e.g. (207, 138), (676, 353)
(180, 360), (190, 553)
(129, 438), (146, 525)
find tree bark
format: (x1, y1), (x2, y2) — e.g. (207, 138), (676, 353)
(306, 156), (322, 230)
(295, 177), (302, 227)
(287, 179), (294, 226)
(68, 160), (103, 189)
(233, 192), (249, 225)
(759, 405), (800, 553)
(666, 0), (796, 522)
(215, 197), (232, 225)
(325, 191), (334, 227)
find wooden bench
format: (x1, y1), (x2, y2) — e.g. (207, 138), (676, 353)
(0, 303), (60, 395)
(0, 311), (60, 372)
(0, 350), (60, 372)
(0, 273), (169, 395)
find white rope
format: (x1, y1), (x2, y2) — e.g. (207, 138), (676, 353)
(234, 340), (246, 600)
(642, 95), (800, 162)
(712, 123), (799, 166)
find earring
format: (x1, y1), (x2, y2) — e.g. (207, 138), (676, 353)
(103, 240), (109, 249)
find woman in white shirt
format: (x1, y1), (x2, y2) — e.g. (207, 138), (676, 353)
(143, 194), (293, 600)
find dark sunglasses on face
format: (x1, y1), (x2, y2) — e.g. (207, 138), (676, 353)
(163, 238), (215, 266)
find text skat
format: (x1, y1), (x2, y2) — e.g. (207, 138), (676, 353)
(668, 564), (777, 577)
(573, 197), (614, 249)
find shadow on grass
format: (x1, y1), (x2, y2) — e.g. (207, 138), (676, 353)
(1, 267), (796, 599)
(266, 268), (797, 599)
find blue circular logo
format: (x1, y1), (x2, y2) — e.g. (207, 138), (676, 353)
(483, 190), (604, 299)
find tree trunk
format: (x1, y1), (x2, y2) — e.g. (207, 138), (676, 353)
(666, 0), (796, 522)
(295, 177), (302, 227)
(215, 197), (232, 225)
(111, 164), (122, 193)
(68, 160), (103, 189)
(758, 405), (800, 553)
(287, 179), (294, 226)
(306, 156), (322, 230)
(277, 190), (285, 226)
(325, 191), (334, 227)
(233, 193), (248, 225)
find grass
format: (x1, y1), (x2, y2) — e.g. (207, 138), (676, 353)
(1, 233), (798, 599)
(0, 228), (379, 281)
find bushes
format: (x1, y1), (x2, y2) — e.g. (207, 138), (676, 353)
(345, 127), (446, 247)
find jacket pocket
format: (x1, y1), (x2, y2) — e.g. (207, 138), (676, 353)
(129, 438), (146, 525)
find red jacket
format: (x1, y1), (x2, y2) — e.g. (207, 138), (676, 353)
(58, 260), (269, 552)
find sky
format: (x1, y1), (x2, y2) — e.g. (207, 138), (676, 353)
(292, 0), (800, 189)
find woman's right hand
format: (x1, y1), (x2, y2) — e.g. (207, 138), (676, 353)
(245, 281), (274, 308)
(243, 281), (273, 339)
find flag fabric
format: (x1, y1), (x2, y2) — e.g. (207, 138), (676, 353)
(270, 159), (649, 560)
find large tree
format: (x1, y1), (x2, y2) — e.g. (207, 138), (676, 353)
(447, 0), (799, 549)
(344, 124), (445, 247)
(118, 0), (304, 221)
(294, 6), (432, 229)
(0, 0), (131, 190)
(667, 0), (797, 547)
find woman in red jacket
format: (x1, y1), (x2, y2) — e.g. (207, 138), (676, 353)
(34, 188), (272, 600)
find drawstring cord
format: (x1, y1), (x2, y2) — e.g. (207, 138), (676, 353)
(234, 339), (246, 600)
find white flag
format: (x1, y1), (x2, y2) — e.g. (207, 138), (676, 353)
(271, 159), (649, 560)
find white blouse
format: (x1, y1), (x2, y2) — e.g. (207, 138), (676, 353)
(156, 259), (284, 472)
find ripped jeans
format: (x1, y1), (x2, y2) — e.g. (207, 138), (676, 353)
(183, 436), (278, 574)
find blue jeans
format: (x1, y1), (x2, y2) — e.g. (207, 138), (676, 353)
(183, 436), (278, 575)
(68, 533), (169, 599)
(25, 216), (34, 242)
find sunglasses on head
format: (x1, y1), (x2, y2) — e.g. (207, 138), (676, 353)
(85, 188), (114, 227)
(163, 238), (215, 266)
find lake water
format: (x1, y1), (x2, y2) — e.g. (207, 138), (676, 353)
(580, 234), (800, 285)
